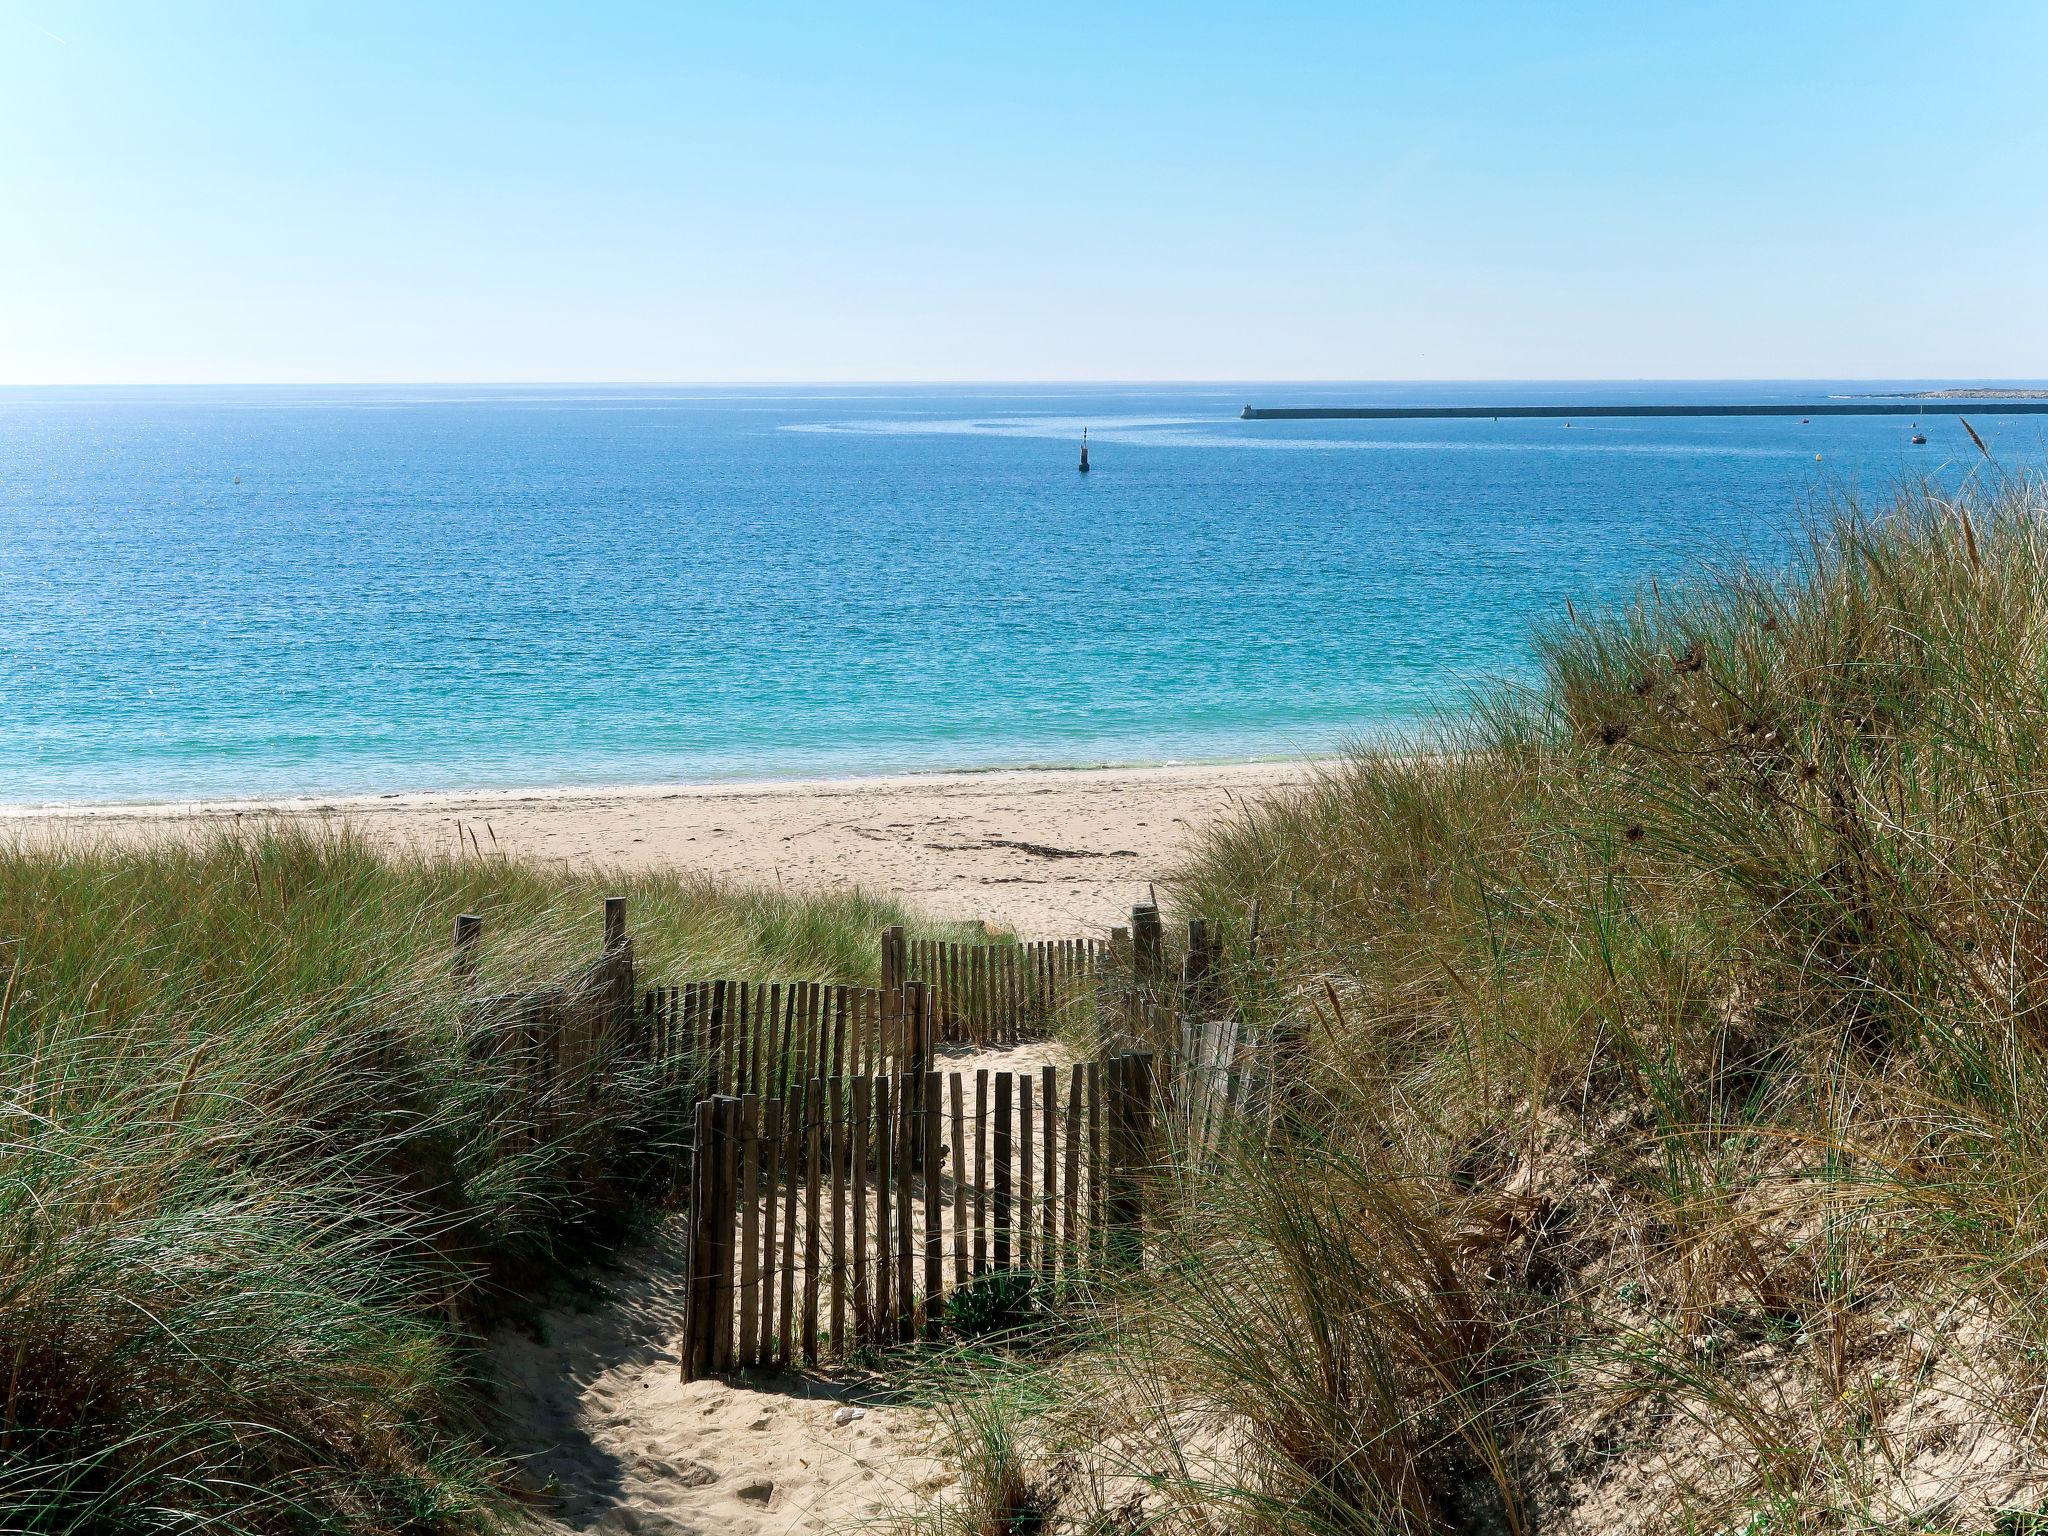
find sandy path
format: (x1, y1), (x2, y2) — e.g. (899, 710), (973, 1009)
(489, 1223), (947, 1535)
(3, 761), (1312, 936)
(489, 1041), (1070, 1534)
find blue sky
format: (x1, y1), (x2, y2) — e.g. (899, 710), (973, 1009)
(2, 2), (2043, 383)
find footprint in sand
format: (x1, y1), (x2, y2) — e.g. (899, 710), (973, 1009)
(633, 1453), (718, 1487)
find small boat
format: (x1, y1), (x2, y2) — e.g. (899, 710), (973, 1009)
(1910, 428), (1927, 445)
(1078, 428), (1091, 473)
(1799, 418), (1810, 425)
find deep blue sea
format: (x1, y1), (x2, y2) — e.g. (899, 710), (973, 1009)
(2, 381), (2041, 804)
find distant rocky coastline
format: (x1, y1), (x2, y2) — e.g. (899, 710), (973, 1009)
(1849, 387), (2048, 399)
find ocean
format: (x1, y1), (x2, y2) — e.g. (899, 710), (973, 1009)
(2, 381), (2040, 805)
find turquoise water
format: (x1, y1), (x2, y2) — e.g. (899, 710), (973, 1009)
(2, 382), (2041, 804)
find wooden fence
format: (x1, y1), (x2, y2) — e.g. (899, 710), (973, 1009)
(890, 928), (1110, 1045)
(680, 1052), (1156, 1377)
(1161, 1006), (1271, 1163)
(455, 915), (1136, 1114)
(639, 977), (935, 1102)
(446, 898), (1285, 1380)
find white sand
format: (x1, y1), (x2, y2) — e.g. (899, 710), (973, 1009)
(489, 1217), (950, 1535)
(490, 1219), (950, 1533)
(4, 761), (1314, 936)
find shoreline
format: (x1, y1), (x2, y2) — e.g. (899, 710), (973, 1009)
(3, 759), (1322, 936)
(0, 754), (1329, 820)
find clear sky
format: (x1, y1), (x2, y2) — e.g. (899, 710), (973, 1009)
(3, 1), (2043, 384)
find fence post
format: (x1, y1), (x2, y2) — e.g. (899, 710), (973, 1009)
(1131, 902), (1164, 993)
(682, 1096), (725, 1380)
(604, 895), (632, 1012)
(1105, 1051), (1155, 1267)
(881, 924), (907, 994)
(453, 913), (482, 990)
(611, 898), (641, 1048)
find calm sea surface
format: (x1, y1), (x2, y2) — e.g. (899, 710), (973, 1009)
(2, 382), (2041, 804)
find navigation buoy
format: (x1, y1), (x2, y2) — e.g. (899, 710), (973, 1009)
(1078, 428), (1091, 473)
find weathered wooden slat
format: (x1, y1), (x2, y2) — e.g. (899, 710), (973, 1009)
(1062, 1066), (1081, 1280)
(905, 981), (929, 1092)
(738, 1092), (761, 1365)
(1011, 948), (1023, 1042)
(1019, 1075), (1034, 1272)
(829, 1076), (847, 1355)
(778, 1081), (802, 1369)
(729, 983), (745, 1097)
(758, 1097), (781, 1363)
(1087, 1059), (1103, 1267)
(711, 979), (729, 1097)
(896, 1070), (916, 1342)
(881, 924), (904, 993)
(713, 1095), (740, 1373)
(803, 1077), (823, 1365)
(994, 1070), (1013, 1271)
(851, 1075), (870, 1347)
(973, 1067), (989, 1275)
(1041, 1063), (1057, 1281)
(1106, 1054), (1153, 1267)
(949, 1071), (968, 1288)
(875, 1073), (893, 1345)
(1131, 1050), (1155, 1234)
(682, 1097), (716, 1380)
(923, 1070), (942, 1338)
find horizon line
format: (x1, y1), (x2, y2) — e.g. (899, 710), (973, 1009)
(5, 374), (2045, 391)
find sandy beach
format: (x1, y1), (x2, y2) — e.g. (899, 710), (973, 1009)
(3, 761), (1316, 936)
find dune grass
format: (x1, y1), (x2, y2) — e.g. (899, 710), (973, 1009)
(952, 475), (2048, 1534)
(0, 824), (917, 1533)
